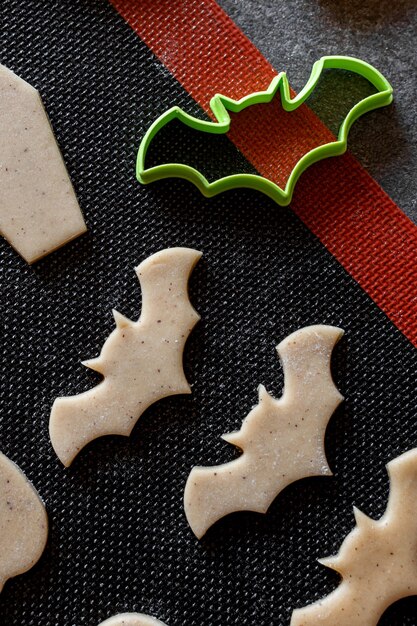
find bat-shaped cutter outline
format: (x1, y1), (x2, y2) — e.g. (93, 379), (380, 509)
(137, 56), (393, 206)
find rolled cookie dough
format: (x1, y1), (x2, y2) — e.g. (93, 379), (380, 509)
(0, 64), (86, 263)
(50, 247), (201, 466)
(99, 614), (167, 626)
(184, 325), (344, 538)
(0, 452), (48, 591)
(291, 447), (417, 626)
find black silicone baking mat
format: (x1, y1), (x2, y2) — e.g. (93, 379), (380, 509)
(1, 1), (417, 624)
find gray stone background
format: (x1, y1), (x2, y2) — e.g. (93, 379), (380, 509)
(218, 0), (417, 222)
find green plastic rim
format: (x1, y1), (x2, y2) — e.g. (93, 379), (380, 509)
(136, 55), (393, 206)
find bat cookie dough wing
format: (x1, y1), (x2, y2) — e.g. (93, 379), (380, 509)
(49, 247), (202, 467)
(184, 325), (344, 538)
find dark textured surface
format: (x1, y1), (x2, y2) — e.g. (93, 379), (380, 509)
(0, 1), (417, 625)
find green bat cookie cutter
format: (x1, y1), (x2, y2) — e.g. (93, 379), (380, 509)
(137, 55), (393, 206)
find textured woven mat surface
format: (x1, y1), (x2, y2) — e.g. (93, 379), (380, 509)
(1, 1), (417, 625)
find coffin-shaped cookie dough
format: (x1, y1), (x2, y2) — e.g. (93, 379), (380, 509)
(50, 247), (201, 466)
(0, 452), (48, 591)
(291, 447), (417, 626)
(0, 64), (86, 263)
(99, 614), (167, 626)
(184, 325), (344, 538)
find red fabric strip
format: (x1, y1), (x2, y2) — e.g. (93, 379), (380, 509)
(110, 0), (417, 347)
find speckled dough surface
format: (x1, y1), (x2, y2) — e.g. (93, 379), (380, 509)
(99, 613), (167, 626)
(0, 64), (86, 263)
(291, 447), (417, 625)
(184, 325), (344, 538)
(49, 247), (201, 466)
(0, 452), (48, 592)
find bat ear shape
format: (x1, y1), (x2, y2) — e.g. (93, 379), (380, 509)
(353, 506), (374, 529)
(112, 309), (133, 329)
(258, 384), (274, 405)
(318, 556), (341, 573)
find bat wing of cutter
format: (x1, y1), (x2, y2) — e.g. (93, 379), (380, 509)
(137, 55), (393, 206)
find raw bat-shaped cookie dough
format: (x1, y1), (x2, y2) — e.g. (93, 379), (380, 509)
(291, 447), (417, 626)
(99, 614), (167, 626)
(0, 64), (86, 263)
(184, 325), (343, 538)
(50, 247), (201, 466)
(0, 452), (48, 591)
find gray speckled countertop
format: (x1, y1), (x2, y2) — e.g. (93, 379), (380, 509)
(218, 0), (417, 221)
